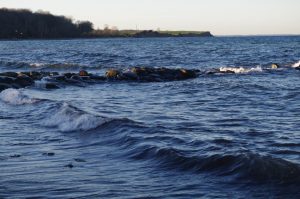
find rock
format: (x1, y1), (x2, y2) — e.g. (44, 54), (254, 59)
(74, 158), (86, 162)
(0, 83), (12, 91)
(10, 154), (21, 158)
(51, 72), (59, 76)
(54, 75), (66, 81)
(43, 152), (55, 156)
(64, 163), (74, 168)
(79, 70), (88, 76)
(29, 71), (43, 80)
(106, 69), (120, 79)
(90, 75), (107, 81)
(70, 75), (82, 81)
(45, 83), (59, 89)
(0, 76), (15, 84)
(271, 63), (280, 69)
(120, 70), (138, 80)
(14, 75), (34, 87)
(0, 72), (18, 78)
(180, 69), (198, 79)
(64, 73), (75, 79)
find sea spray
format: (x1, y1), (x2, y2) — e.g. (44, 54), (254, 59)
(0, 88), (39, 105)
(292, 60), (300, 68)
(219, 66), (263, 74)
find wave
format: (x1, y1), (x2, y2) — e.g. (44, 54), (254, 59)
(43, 102), (112, 132)
(219, 66), (263, 74)
(0, 61), (97, 71)
(292, 60), (300, 68)
(130, 146), (300, 183)
(0, 88), (40, 105)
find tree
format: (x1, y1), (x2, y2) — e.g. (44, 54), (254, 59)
(77, 21), (93, 34)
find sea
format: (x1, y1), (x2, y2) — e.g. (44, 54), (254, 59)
(0, 36), (299, 198)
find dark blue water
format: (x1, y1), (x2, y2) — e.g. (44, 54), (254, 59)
(0, 37), (300, 198)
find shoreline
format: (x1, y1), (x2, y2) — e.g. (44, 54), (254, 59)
(1, 34), (300, 42)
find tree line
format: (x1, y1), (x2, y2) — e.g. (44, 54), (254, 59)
(0, 8), (212, 39)
(0, 8), (93, 39)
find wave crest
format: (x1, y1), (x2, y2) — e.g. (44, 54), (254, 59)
(219, 66), (263, 74)
(292, 60), (300, 68)
(43, 103), (111, 132)
(131, 146), (300, 183)
(0, 88), (39, 105)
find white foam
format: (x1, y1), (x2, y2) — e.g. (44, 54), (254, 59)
(29, 63), (44, 68)
(292, 60), (300, 68)
(44, 103), (109, 132)
(0, 88), (39, 105)
(219, 66), (263, 74)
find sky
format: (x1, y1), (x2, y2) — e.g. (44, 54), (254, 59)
(1, 0), (299, 35)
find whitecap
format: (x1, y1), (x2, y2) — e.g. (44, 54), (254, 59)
(219, 66), (263, 74)
(0, 88), (39, 105)
(29, 63), (44, 68)
(43, 103), (110, 132)
(292, 60), (300, 68)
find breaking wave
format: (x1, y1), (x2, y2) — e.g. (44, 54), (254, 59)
(219, 66), (263, 74)
(0, 88), (40, 105)
(43, 102), (112, 132)
(292, 60), (300, 68)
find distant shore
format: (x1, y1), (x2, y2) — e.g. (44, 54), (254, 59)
(0, 8), (213, 40)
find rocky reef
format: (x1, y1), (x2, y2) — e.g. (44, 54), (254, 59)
(0, 67), (200, 91)
(1, 65), (299, 92)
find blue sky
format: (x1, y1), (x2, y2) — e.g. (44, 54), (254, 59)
(1, 0), (299, 35)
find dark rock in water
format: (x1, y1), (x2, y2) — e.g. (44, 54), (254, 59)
(271, 63), (280, 69)
(45, 83), (59, 89)
(79, 70), (88, 76)
(29, 71), (43, 80)
(0, 67), (200, 91)
(106, 69), (120, 79)
(64, 163), (74, 168)
(14, 75), (34, 87)
(0, 72), (18, 78)
(40, 72), (59, 77)
(104, 67), (199, 82)
(70, 75), (82, 81)
(64, 73), (75, 79)
(0, 76), (15, 84)
(10, 154), (21, 158)
(51, 72), (59, 76)
(90, 75), (107, 81)
(43, 152), (55, 156)
(121, 70), (138, 80)
(0, 83), (12, 91)
(54, 75), (67, 82)
(205, 69), (220, 75)
(74, 158), (86, 162)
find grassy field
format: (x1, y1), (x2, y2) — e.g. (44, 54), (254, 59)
(158, 31), (209, 35)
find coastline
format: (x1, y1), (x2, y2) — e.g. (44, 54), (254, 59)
(0, 31), (213, 41)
